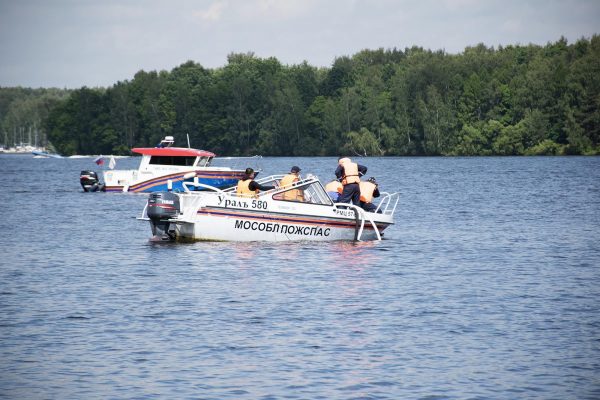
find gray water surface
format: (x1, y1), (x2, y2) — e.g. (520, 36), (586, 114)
(1, 155), (599, 399)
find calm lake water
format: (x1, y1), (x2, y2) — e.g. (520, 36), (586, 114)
(1, 154), (599, 399)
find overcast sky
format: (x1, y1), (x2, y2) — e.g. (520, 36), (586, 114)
(0, 0), (598, 89)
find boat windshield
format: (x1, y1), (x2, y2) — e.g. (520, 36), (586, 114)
(149, 156), (196, 166)
(272, 180), (333, 206)
(196, 156), (212, 167)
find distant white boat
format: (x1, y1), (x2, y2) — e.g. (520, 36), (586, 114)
(1, 145), (46, 154)
(31, 150), (63, 159)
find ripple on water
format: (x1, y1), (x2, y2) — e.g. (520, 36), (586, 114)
(1, 156), (599, 399)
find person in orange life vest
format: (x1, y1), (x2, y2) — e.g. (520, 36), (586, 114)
(324, 180), (343, 201)
(279, 166), (304, 201)
(236, 167), (274, 197)
(359, 177), (381, 212)
(335, 157), (367, 205)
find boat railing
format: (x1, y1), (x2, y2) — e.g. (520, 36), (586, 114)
(215, 154), (262, 161)
(181, 178), (226, 194)
(255, 174), (319, 190)
(255, 174), (285, 189)
(375, 192), (400, 216)
(214, 174), (289, 196)
(210, 155), (263, 171)
(333, 203), (382, 241)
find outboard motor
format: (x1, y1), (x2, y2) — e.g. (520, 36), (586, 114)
(80, 170), (105, 192)
(147, 192), (180, 241)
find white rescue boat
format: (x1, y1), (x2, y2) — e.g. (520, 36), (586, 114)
(138, 174), (399, 242)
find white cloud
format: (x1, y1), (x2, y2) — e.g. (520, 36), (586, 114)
(193, 0), (228, 22)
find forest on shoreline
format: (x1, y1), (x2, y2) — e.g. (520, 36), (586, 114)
(1, 36), (599, 156)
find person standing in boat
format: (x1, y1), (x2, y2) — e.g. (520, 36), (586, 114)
(279, 166), (304, 201)
(335, 157), (367, 206)
(359, 177), (381, 212)
(237, 167), (275, 197)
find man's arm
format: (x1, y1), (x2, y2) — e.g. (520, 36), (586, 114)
(335, 165), (344, 180)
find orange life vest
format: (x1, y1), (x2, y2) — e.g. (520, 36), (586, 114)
(341, 161), (360, 185)
(237, 179), (258, 197)
(279, 174), (304, 201)
(359, 181), (377, 203)
(324, 180), (343, 193)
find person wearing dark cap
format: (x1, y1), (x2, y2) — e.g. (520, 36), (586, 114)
(335, 157), (367, 206)
(236, 167), (275, 197)
(359, 177), (381, 212)
(279, 166), (304, 201)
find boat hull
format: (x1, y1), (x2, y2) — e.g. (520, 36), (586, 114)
(172, 211), (389, 241)
(104, 170), (246, 193)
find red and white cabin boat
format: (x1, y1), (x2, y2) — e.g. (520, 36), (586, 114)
(103, 136), (260, 193)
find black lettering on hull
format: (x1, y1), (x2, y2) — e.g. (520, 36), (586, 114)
(234, 220), (331, 237)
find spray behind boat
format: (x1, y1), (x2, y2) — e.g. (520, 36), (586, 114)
(147, 192), (180, 241)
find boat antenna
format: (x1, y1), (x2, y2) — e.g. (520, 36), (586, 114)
(187, 134), (191, 149)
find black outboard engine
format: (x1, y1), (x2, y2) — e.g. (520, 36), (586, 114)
(80, 170), (105, 192)
(147, 192), (180, 241)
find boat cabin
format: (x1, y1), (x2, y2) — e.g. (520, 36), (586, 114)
(131, 142), (216, 171)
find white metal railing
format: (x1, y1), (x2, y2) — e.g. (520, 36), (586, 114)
(233, 174), (325, 199)
(333, 203), (382, 241)
(375, 191), (399, 215)
(331, 191), (399, 241)
(209, 155), (263, 172)
(181, 177), (225, 194)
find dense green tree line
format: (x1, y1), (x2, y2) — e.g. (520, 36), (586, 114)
(2, 36), (599, 156)
(0, 87), (70, 149)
